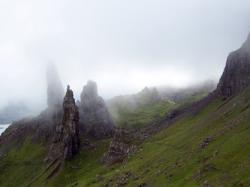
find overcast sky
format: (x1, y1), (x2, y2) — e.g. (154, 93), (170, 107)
(0, 0), (250, 108)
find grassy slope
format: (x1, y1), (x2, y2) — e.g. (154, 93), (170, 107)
(114, 101), (175, 129)
(1, 89), (250, 186)
(0, 139), (46, 187)
(110, 91), (208, 129)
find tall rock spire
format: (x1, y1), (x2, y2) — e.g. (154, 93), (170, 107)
(61, 85), (80, 159)
(216, 33), (250, 98)
(79, 81), (115, 138)
(46, 63), (64, 110)
(45, 85), (80, 164)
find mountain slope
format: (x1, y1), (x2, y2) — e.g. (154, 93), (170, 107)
(1, 87), (250, 187)
(57, 88), (250, 186)
(1, 34), (250, 187)
(31, 34), (250, 186)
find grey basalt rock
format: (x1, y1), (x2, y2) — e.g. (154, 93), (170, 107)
(79, 81), (115, 139)
(103, 128), (136, 165)
(46, 85), (80, 163)
(216, 33), (250, 98)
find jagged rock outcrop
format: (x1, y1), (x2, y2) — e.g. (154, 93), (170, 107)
(46, 63), (64, 110)
(216, 33), (250, 98)
(79, 81), (114, 139)
(103, 128), (136, 165)
(45, 86), (80, 163)
(137, 87), (162, 105)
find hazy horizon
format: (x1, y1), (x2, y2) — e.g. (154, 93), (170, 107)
(1, 0), (250, 109)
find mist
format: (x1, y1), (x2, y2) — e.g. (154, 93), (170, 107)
(0, 0), (250, 110)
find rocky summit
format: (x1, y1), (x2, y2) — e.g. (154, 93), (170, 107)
(79, 81), (115, 139)
(216, 33), (250, 98)
(46, 85), (80, 164)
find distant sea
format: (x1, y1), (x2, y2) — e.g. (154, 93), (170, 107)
(0, 124), (10, 135)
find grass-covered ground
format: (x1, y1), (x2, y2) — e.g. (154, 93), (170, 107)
(0, 139), (46, 187)
(113, 101), (175, 129)
(109, 91), (209, 129)
(1, 89), (250, 186)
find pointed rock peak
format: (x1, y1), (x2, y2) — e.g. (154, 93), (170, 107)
(80, 80), (98, 102)
(142, 87), (149, 92)
(46, 63), (64, 109)
(45, 86), (80, 164)
(79, 81), (115, 139)
(65, 85), (74, 98)
(85, 80), (98, 96)
(216, 34), (250, 98)
(241, 32), (250, 51)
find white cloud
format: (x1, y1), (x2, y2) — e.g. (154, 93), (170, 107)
(0, 0), (250, 107)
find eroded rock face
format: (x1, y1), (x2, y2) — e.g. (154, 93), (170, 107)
(79, 81), (114, 139)
(216, 33), (250, 98)
(46, 86), (80, 163)
(103, 128), (136, 165)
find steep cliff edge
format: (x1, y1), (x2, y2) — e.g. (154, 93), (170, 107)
(216, 33), (250, 98)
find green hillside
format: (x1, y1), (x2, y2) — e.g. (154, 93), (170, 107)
(112, 100), (175, 129)
(1, 88), (250, 186)
(107, 88), (210, 129)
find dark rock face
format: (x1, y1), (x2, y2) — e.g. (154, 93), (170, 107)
(216, 34), (250, 98)
(46, 86), (80, 163)
(103, 128), (136, 165)
(46, 63), (64, 110)
(79, 81), (114, 139)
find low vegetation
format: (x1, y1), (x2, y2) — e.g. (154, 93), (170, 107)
(1, 88), (250, 186)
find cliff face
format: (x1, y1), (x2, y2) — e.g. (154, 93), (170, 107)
(46, 86), (80, 163)
(79, 81), (115, 139)
(216, 34), (250, 98)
